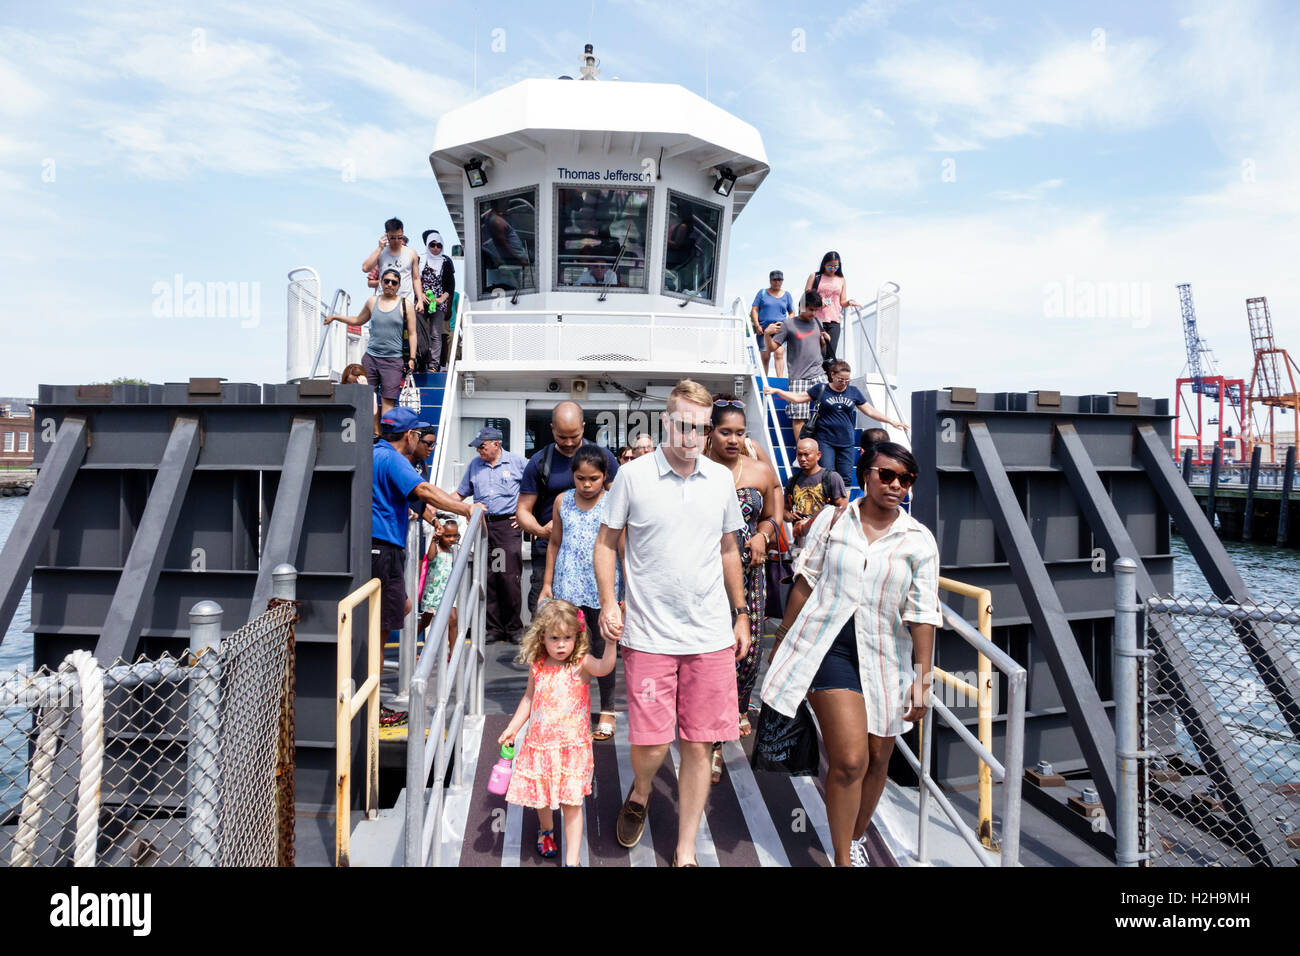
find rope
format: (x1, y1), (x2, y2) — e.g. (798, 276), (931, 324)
(69, 650), (104, 867)
(10, 699), (61, 867)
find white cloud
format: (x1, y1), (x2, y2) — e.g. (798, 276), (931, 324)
(828, 0), (909, 39)
(991, 178), (1064, 202)
(873, 36), (1169, 145)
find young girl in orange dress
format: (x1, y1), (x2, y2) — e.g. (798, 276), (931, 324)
(497, 599), (618, 865)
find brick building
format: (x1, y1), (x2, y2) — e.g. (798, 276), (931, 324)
(1, 401), (35, 468)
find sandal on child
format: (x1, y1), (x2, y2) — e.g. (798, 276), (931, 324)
(710, 743), (724, 785)
(592, 711), (617, 741)
(536, 829), (558, 858)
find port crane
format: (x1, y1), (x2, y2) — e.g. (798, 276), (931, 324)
(1242, 295), (1300, 463)
(1174, 283), (1244, 462)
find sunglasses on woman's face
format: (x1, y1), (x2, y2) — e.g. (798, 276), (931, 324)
(866, 466), (916, 488)
(381, 278), (400, 286)
(428, 242), (442, 248)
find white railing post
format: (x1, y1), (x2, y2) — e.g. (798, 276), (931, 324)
(1113, 557), (1144, 866)
(187, 600), (224, 867)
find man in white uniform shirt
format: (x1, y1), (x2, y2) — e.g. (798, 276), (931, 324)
(595, 379), (749, 867)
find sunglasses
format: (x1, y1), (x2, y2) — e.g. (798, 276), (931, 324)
(420, 438), (436, 448)
(381, 278), (400, 286)
(713, 400), (745, 410)
(428, 242), (442, 248)
(866, 466), (917, 488)
(668, 416), (712, 436)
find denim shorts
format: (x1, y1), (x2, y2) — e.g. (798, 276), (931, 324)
(809, 617), (861, 693)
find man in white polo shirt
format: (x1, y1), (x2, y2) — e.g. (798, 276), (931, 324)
(595, 379), (749, 867)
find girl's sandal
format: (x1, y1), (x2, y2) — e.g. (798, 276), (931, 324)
(592, 711), (617, 741)
(710, 744), (724, 785)
(536, 829), (558, 858)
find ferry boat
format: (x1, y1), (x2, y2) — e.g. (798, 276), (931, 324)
(4, 46), (1295, 872)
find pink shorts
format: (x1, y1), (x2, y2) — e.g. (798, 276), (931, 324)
(623, 646), (739, 745)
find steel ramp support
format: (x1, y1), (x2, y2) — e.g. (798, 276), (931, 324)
(1134, 423), (1300, 740)
(1056, 423), (1288, 866)
(248, 416), (318, 620)
(964, 420), (1118, 819)
(0, 417), (89, 642)
(96, 416), (202, 663)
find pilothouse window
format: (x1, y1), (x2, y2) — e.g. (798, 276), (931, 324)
(478, 187), (538, 300)
(554, 185), (652, 292)
(662, 191), (722, 305)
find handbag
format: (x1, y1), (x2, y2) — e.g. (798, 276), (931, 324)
(398, 373), (421, 411)
(750, 700), (819, 776)
(802, 383), (828, 440)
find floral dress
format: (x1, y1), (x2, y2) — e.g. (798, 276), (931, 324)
(735, 486), (767, 714)
(419, 549), (452, 614)
(505, 661), (594, 809)
(553, 489), (622, 607)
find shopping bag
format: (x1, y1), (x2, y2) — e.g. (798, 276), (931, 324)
(398, 374), (421, 412)
(750, 700), (819, 776)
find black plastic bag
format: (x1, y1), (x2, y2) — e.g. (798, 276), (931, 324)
(750, 701), (819, 777)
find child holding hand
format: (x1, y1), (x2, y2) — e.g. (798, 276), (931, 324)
(497, 599), (618, 866)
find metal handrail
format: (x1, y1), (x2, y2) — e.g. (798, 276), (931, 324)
(404, 508), (488, 866)
(893, 597), (1026, 867)
(735, 298), (794, 483)
(428, 293), (467, 488)
(844, 281), (909, 433)
(334, 577), (382, 867)
(935, 577), (996, 848)
(309, 288), (352, 379)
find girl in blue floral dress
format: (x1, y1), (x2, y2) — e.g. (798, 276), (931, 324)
(540, 445), (624, 740)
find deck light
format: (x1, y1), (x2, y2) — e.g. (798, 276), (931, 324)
(464, 372), (476, 397)
(464, 159), (488, 189)
(712, 167), (736, 197)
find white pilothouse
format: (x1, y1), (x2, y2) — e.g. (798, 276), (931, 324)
(289, 44), (906, 490)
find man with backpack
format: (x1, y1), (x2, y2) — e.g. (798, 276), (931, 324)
(784, 437), (849, 544)
(515, 401), (620, 613)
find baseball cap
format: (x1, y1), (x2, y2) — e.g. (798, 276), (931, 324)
(380, 407), (431, 433)
(469, 426), (504, 447)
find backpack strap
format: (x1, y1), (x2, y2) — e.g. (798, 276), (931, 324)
(821, 470), (836, 502)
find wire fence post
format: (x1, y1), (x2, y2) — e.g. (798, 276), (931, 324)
(1112, 558), (1143, 866)
(186, 600), (223, 867)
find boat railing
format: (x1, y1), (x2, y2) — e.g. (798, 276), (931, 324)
(428, 291), (468, 490)
(334, 576), (383, 866)
(459, 306), (747, 371)
(893, 591), (1027, 867)
(404, 507), (489, 867)
(934, 577), (997, 849)
(735, 296), (794, 484)
(843, 281), (909, 435)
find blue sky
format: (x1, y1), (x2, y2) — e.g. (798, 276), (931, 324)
(2, 0), (1299, 409)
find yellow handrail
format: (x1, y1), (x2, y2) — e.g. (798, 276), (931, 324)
(935, 576), (996, 848)
(335, 577), (382, 867)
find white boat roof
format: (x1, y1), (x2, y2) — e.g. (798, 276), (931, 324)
(429, 78), (770, 241)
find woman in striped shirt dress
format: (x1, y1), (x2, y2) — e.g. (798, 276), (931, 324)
(759, 442), (942, 867)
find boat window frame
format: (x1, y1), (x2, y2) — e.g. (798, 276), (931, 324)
(551, 182), (656, 296)
(474, 184), (541, 303)
(660, 188), (724, 307)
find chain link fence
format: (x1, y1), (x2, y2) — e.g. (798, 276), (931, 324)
(0, 600), (297, 867)
(1142, 595), (1300, 866)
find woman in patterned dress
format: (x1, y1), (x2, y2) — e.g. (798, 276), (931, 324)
(706, 395), (782, 783)
(760, 443), (942, 866)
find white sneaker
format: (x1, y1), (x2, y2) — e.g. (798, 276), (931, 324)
(849, 835), (870, 868)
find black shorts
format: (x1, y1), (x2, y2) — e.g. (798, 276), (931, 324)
(810, 617), (862, 693)
(371, 539), (407, 632)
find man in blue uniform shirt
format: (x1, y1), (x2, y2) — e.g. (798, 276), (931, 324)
(371, 407), (477, 655)
(453, 426), (528, 643)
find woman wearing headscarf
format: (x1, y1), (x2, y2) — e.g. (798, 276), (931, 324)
(420, 230), (456, 372)
(760, 442), (941, 866)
